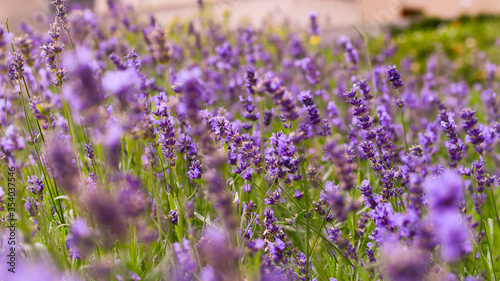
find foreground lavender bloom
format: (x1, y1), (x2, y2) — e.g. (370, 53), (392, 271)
(357, 180), (378, 209)
(171, 238), (196, 279)
(40, 35), (65, 86)
(63, 48), (105, 111)
(8, 52), (24, 82)
(109, 53), (126, 70)
(3, 259), (78, 281)
(424, 171), (472, 262)
(87, 191), (127, 244)
(472, 158), (492, 193)
(344, 85), (373, 135)
(47, 135), (78, 194)
(199, 227), (240, 278)
(68, 218), (94, 258)
(156, 115), (177, 166)
(299, 91), (321, 125)
(125, 49), (142, 71)
(432, 211), (472, 262)
(424, 171), (463, 212)
(188, 160), (202, 180)
(460, 109), (478, 131)
(358, 80), (372, 100)
(84, 142), (95, 160)
(380, 240), (429, 281)
(118, 186), (146, 219)
(267, 131), (301, 182)
(102, 69), (142, 107)
(25, 197), (38, 217)
(27, 175), (45, 198)
(1, 125), (25, 162)
(51, 0), (69, 29)
(168, 209), (178, 224)
(386, 65), (404, 89)
(323, 182), (351, 221)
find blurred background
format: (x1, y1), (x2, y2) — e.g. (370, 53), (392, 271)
(2, 0), (500, 33)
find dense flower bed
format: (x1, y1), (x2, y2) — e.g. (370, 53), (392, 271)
(0, 1), (499, 280)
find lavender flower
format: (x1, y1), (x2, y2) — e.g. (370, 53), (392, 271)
(8, 52), (24, 81)
(380, 240), (429, 281)
(51, 0), (69, 30)
(62, 47), (105, 111)
(338, 36), (358, 69)
(27, 175), (45, 198)
(246, 67), (257, 95)
(171, 238), (196, 279)
(324, 139), (354, 190)
(84, 142), (95, 160)
(386, 65), (404, 89)
(88, 190), (127, 243)
(102, 69), (142, 107)
(25, 197), (38, 217)
(424, 171), (472, 262)
(308, 12), (320, 36)
(68, 218), (94, 258)
(299, 91), (321, 125)
(440, 111), (464, 167)
(357, 180), (379, 209)
(47, 135), (78, 194)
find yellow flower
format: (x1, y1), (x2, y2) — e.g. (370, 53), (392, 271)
(309, 35), (320, 46)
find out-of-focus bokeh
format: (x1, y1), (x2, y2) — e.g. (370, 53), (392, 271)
(2, 0), (500, 32)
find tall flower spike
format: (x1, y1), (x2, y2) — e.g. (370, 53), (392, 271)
(84, 142), (95, 160)
(46, 135), (78, 194)
(8, 52), (24, 82)
(308, 11), (320, 36)
(338, 36), (358, 70)
(246, 67), (258, 95)
(386, 65), (404, 89)
(299, 91), (321, 125)
(51, 0), (69, 31)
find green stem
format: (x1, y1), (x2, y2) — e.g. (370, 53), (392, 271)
(259, 95), (266, 235)
(3, 83), (7, 125)
(302, 164), (311, 281)
(396, 89), (408, 151)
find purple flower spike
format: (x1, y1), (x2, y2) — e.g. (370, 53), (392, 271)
(386, 65), (404, 89)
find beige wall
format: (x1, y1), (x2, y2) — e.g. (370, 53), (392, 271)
(94, 0), (500, 31)
(3, 0), (500, 33)
(1, 0), (50, 31)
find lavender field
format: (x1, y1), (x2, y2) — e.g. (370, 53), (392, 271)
(1, 1), (500, 280)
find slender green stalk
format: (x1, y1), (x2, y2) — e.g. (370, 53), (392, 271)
(301, 164), (311, 281)
(259, 95), (266, 235)
(3, 83), (7, 125)
(396, 89), (409, 151)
